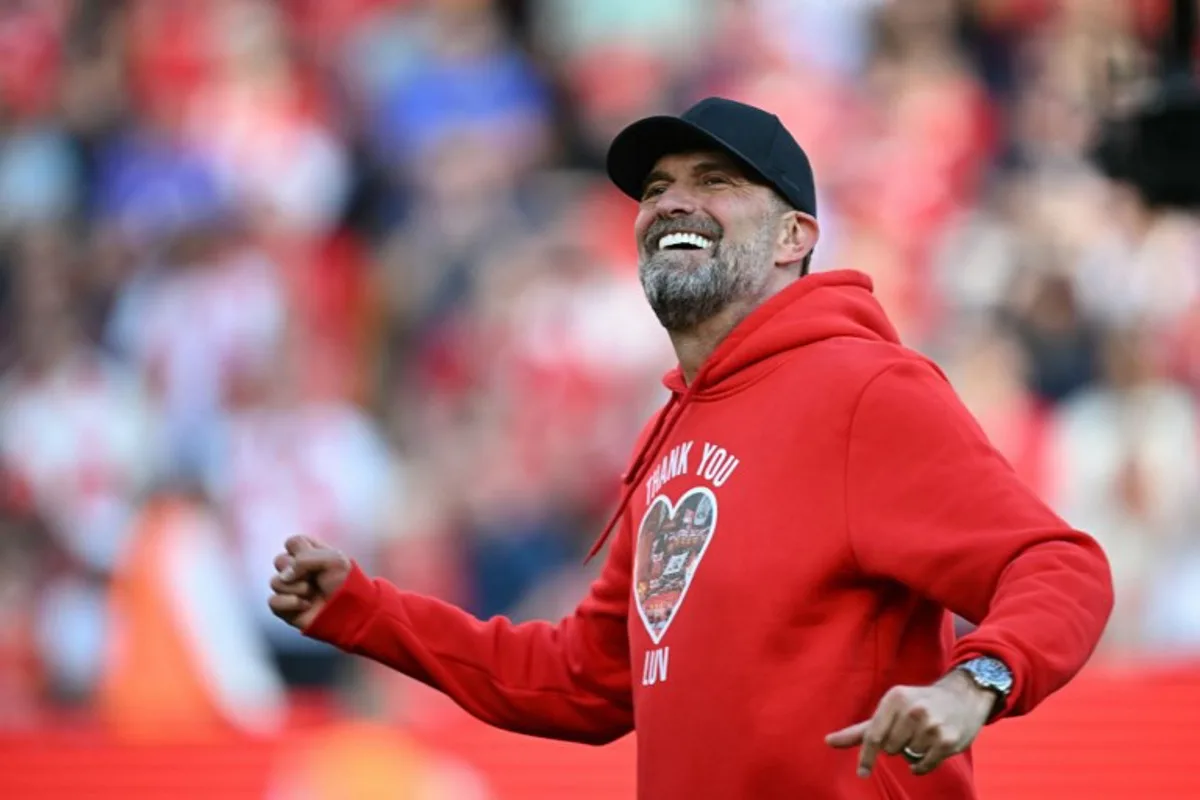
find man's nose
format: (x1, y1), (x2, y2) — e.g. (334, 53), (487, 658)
(653, 184), (698, 217)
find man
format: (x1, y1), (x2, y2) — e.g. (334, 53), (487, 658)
(269, 98), (1114, 798)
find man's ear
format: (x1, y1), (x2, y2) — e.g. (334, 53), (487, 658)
(776, 211), (819, 267)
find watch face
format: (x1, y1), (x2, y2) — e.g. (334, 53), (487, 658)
(966, 657), (1014, 694)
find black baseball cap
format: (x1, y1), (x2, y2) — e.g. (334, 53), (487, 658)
(606, 97), (817, 217)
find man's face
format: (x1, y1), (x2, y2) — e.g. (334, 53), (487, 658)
(634, 150), (783, 332)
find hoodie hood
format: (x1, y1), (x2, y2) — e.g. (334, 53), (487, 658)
(661, 269), (898, 397)
(586, 269), (897, 560)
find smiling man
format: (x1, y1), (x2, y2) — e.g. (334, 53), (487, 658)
(268, 97), (1114, 799)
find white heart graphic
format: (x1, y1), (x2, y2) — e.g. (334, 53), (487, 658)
(633, 486), (719, 644)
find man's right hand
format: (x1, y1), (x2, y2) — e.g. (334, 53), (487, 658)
(269, 535), (352, 631)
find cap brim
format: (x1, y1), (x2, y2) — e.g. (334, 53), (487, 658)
(605, 115), (771, 202)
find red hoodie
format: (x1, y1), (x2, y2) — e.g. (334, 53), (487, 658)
(305, 270), (1113, 799)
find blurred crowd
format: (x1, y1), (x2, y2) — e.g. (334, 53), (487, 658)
(0, 0), (1198, 738)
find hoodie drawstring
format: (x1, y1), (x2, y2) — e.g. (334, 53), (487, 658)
(585, 381), (698, 562)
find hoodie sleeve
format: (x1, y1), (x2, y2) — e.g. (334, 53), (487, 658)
(845, 359), (1114, 720)
(303, 525), (635, 745)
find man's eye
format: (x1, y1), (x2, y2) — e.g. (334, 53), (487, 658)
(703, 175), (731, 186)
(642, 185), (666, 200)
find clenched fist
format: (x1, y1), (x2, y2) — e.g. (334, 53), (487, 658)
(268, 535), (352, 631)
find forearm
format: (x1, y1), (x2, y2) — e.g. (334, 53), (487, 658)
(950, 534), (1113, 718)
(306, 563), (635, 744)
(847, 359), (1115, 718)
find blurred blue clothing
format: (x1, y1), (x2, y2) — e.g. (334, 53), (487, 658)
(93, 129), (228, 246)
(371, 47), (550, 166)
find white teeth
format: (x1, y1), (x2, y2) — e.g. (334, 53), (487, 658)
(657, 232), (714, 251)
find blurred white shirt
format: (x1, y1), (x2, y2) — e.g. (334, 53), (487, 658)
(0, 349), (159, 570)
(204, 402), (396, 648)
(108, 246), (286, 469)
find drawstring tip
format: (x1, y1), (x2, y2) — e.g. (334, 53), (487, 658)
(584, 516), (618, 564)
(583, 534), (609, 564)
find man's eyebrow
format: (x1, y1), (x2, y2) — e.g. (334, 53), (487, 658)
(641, 169), (673, 192)
(641, 158), (750, 194)
(691, 159), (747, 178)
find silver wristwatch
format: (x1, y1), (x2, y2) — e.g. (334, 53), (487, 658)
(955, 656), (1014, 706)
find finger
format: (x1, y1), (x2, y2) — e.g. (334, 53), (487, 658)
(904, 724), (944, 775)
(904, 722), (937, 756)
(825, 721), (869, 749)
(858, 705), (900, 778)
(284, 535), (314, 557)
(270, 573), (315, 597)
(268, 593), (312, 617)
(911, 740), (955, 777)
(286, 549), (340, 581)
(274, 553), (294, 573)
(882, 706), (923, 755)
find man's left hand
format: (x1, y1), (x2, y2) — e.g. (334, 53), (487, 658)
(824, 671), (997, 777)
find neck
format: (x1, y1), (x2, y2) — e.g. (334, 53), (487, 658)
(668, 272), (796, 385)
(668, 301), (749, 385)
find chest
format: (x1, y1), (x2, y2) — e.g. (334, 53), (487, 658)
(623, 408), (854, 659)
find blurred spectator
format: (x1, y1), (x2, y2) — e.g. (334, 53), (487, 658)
(203, 331), (396, 688)
(1073, 184), (1200, 335)
(0, 229), (157, 570)
(1008, 270), (1101, 404)
(182, 0), (352, 238)
(533, 0), (709, 69)
(0, 229), (159, 704)
(373, 127), (530, 348)
(757, 0), (887, 80)
(942, 319), (1052, 497)
(97, 491), (285, 739)
(0, 109), (78, 234)
(0, 505), (50, 724)
(105, 213), (287, 476)
(367, 1), (552, 193)
(1049, 325), (1200, 651)
(382, 183), (670, 619)
(1143, 543), (1200, 653)
(0, 0), (65, 120)
(931, 172), (1027, 328)
(1137, 537), (1200, 657)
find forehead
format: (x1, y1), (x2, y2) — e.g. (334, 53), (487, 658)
(648, 150), (748, 177)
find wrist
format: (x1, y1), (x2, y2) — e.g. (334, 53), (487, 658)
(939, 668), (1000, 717)
(947, 655), (1014, 720)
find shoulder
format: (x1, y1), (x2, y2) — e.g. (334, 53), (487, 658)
(846, 349), (987, 446)
(773, 337), (946, 399)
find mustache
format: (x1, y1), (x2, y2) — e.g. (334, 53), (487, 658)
(643, 215), (724, 250)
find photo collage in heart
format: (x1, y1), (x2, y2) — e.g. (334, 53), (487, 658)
(633, 486), (718, 644)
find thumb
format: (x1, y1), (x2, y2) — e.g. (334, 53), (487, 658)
(825, 721), (869, 749)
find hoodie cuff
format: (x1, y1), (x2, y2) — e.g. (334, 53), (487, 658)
(304, 561), (379, 650)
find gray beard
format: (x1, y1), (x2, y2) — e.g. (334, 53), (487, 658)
(639, 231), (774, 332)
